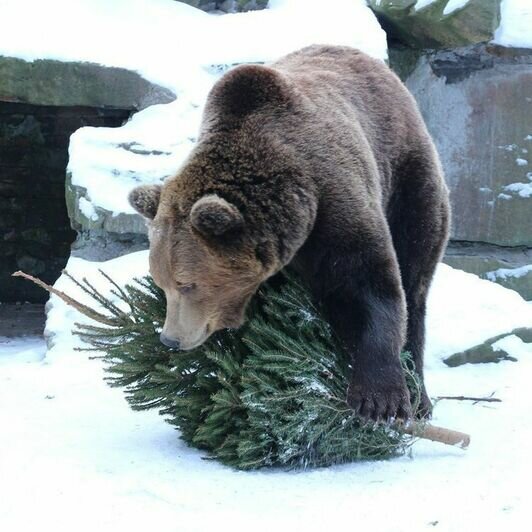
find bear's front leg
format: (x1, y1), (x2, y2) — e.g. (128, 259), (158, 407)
(311, 247), (412, 422)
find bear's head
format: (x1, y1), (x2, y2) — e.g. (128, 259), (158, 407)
(128, 184), (279, 350)
(128, 63), (317, 350)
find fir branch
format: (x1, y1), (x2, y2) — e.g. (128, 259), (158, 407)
(12, 270), (115, 326)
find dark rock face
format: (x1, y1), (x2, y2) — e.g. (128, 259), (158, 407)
(0, 102), (131, 303)
(0, 55), (175, 303)
(404, 44), (532, 248)
(428, 43), (532, 84)
(0, 302), (46, 337)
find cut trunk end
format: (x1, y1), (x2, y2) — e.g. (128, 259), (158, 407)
(402, 422), (470, 449)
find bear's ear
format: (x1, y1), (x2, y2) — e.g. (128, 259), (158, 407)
(212, 64), (293, 117)
(190, 195), (244, 237)
(128, 185), (162, 220)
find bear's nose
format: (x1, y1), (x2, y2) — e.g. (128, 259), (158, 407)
(160, 333), (180, 350)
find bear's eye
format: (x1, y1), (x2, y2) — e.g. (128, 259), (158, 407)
(177, 283), (197, 295)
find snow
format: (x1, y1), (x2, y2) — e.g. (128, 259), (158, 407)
(498, 143), (518, 151)
(442, 0), (469, 16)
(67, 101), (204, 215)
(493, 0), (532, 48)
(0, 0), (387, 218)
(425, 263), (532, 365)
(503, 181), (532, 198)
(486, 264), (532, 282)
(0, 336), (46, 365)
(0, 0), (387, 86)
(78, 196), (99, 221)
(415, 0), (438, 11)
(2, 253), (532, 531)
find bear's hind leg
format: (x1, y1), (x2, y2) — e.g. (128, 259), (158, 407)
(388, 147), (450, 418)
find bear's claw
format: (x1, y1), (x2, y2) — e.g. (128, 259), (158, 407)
(347, 384), (412, 423)
(415, 387), (433, 419)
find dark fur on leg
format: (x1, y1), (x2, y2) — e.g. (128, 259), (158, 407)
(299, 240), (412, 422)
(388, 150), (451, 419)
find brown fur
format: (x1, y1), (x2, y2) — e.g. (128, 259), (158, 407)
(129, 45), (450, 420)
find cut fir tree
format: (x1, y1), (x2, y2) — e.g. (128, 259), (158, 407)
(14, 268), (470, 470)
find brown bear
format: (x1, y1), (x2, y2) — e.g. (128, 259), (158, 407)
(129, 45), (450, 421)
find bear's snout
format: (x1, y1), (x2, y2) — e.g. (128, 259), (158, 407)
(159, 333), (181, 350)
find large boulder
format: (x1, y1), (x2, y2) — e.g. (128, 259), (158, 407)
(0, 56), (175, 110)
(403, 44), (532, 248)
(368, 0), (501, 48)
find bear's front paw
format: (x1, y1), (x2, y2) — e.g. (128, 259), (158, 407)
(347, 375), (412, 422)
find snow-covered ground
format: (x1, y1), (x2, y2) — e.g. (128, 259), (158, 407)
(1, 252), (532, 532)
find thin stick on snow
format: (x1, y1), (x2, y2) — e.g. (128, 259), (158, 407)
(12, 270), (115, 326)
(436, 395), (501, 403)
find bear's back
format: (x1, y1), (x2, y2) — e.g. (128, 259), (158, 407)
(273, 45), (427, 155)
(199, 45), (438, 212)
(270, 45), (433, 195)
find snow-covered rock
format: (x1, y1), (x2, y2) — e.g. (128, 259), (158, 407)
(370, 0), (532, 50)
(368, 0), (502, 49)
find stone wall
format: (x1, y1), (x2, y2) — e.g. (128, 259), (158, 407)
(403, 45), (531, 244)
(0, 102), (131, 302)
